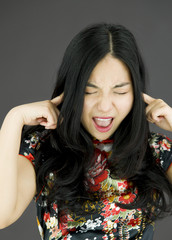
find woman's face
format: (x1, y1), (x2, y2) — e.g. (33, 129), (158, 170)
(81, 54), (134, 141)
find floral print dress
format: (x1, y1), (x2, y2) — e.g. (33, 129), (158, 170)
(19, 131), (172, 240)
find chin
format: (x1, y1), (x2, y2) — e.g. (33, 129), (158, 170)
(92, 132), (113, 141)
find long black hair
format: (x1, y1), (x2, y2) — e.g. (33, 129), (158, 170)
(22, 23), (172, 220)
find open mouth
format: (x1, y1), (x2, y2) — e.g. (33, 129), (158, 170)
(93, 117), (114, 132)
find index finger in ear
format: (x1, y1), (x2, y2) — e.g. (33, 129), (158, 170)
(142, 93), (155, 104)
(51, 92), (64, 105)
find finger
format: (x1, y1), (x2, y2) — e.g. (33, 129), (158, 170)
(51, 92), (64, 106)
(37, 117), (46, 123)
(46, 107), (59, 126)
(142, 93), (156, 105)
(146, 105), (166, 123)
(38, 107), (59, 128)
(39, 118), (57, 128)
(145, 99), (165, 116)
(45, 124), (57, 129)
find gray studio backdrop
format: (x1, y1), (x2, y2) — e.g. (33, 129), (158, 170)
(0, 0), (172, 239)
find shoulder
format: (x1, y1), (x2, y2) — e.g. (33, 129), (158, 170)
(19, 129), (51, 166)
(24, 129), (51, 143)
(148, 132), (172, 152)
(148, 132), (172, 171)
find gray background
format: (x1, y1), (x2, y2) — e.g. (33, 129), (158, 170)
(0, 0), (172, 239)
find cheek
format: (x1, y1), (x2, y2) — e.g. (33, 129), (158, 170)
(81, 100), (92, 124)
(126, 96), (134, 112)
(82, 98), (94, 115)
(116, 95), (134, 113)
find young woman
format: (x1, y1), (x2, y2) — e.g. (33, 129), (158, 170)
(0, 23), (172, 240)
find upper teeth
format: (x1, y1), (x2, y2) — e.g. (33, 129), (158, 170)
(96, 118), (112, 121)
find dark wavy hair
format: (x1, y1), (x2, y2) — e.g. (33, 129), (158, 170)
(22, 23), (172, 221)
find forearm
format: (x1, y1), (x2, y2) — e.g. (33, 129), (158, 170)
(0, 107), (24, 224)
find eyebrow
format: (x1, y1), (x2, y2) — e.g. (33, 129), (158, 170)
(86, 82), (131, 89)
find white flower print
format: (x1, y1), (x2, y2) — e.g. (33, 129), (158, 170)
(45, 216), (58, 229)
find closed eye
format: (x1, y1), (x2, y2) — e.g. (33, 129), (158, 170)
(113, 92), (128, 95)
(85, 92), (97, 95)
(85, 92), (128, 95)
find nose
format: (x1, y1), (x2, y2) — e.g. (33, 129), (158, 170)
(97, 94), (114, 113)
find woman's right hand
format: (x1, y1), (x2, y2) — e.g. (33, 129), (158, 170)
(11, 93), (64, 129)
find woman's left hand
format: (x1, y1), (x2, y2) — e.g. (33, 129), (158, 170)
(143, 93), (172, 132)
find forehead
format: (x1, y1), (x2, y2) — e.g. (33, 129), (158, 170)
(88, 55), (132, 85)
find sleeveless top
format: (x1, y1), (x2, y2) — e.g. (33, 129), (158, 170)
(19, 131), (172, 240)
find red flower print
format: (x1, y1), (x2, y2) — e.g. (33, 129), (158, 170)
(53, 203), (58, 212)
(111, 205), (126, 215)
(59, 221), (69, 236)
(127, 217), (141, 227)
(86, 148), (110, 192)
(119, 192), (136, 204)
(101, 203), (112, 218)
(118, 180), (128, 188)
(134, 187), (138, 195)
(94, 169), (109, 185)
(166, 136), (172, 142)
(102, 199), (109, 205)
(43, 212), (50, 222)
(101, 201), (126, 218)
(59, 213), (75, 235)
(88, 169), (109, 192)
(160, 139), (171, 151)
(64, 236), (69, 240)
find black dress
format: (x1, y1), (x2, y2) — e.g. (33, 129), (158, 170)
(19, 131), (172, 240)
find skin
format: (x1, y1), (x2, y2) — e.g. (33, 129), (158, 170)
(81, 54), (134, 141)
(143, 93), (172, 182)
(1, 54), (172, 228)
(143, 93), (172, 131)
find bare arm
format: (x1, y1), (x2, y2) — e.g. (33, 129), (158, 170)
(143, 93), (172, 182)
(0, 93), (63, 229)
(0, 108), (37, 228)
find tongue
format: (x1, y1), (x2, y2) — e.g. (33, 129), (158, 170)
(94, 118), (112, 127)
